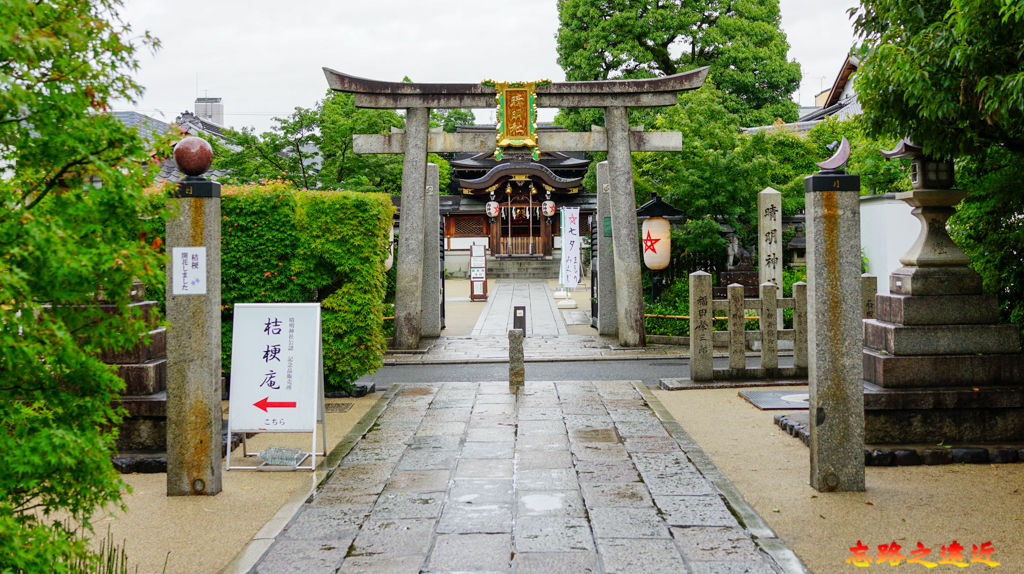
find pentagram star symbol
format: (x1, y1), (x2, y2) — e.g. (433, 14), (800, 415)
(643, 230), (661, 254)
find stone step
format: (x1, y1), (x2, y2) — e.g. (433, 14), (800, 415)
(115, 391), (166, 451)
(875, 293), (999, 325)
(118, 357), (166, 395)
(863, 381), (1024, 443)
(863, 348), (1024, 388)
(98, 327), (166, 364)
(863, 319), (1021, 356)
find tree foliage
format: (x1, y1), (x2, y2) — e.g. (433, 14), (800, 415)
(853, 0), (1024, 158)
(632, 85), (818, 250)
(853, 1), (1024, 332)
(215, 91), (468, 193)
(1, 0), (169, 570)
(556, 0), (801, 126)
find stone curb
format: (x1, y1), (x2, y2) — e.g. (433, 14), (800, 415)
(219, 387), (397, 574)
(383, 349), (790, 366)
(638, 384), (811, 574)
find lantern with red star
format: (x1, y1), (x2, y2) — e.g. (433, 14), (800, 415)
(541, 200), (555, 217)
(485, 201), (500, 218)
(641, 216), (670, 270)
(636, 193), (681, 271)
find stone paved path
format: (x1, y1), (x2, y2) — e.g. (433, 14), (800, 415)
(249, 381), (794, 573)
(472, 280), (568, 337)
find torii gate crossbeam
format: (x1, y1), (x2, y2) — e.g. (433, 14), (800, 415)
(323, 67), (709, 350)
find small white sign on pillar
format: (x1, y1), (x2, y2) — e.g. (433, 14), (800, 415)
(226, 303), (327, 471)
(171, 247), (207, 295)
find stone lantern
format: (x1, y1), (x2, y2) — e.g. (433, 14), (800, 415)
(879, 139), (970, 281)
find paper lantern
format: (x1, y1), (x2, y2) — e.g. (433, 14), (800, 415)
(641, 216), (670, 270)
(384, 225), (395, 271)
(541, 200), (555, 217)
(485, 201), (500, 218)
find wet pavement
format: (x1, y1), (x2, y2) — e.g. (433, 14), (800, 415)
(249, 380), (796, 573)
(471, 280), (568, 337)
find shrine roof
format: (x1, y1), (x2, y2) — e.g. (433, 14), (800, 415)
(458, 161), (584, 191)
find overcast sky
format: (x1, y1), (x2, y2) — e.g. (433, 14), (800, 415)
(115, 0), (859, 133)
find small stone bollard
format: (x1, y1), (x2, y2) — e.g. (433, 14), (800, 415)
(508, 329), (525, 386)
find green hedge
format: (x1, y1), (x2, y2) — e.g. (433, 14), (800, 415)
(150, 182), (393, 391)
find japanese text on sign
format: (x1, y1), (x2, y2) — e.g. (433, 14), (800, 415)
(228, 304), (320, 432)
(560, 207), (581, 289)
(171, 247), (206, 295)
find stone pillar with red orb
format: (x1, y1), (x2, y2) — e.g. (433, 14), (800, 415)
(165, 135), (223, 496)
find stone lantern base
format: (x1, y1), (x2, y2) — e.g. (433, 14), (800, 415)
(862, 189), (1024, 444)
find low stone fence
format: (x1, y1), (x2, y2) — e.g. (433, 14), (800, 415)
(687, 271), (877, 382)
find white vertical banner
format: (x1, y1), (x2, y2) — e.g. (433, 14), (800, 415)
(560, 207), (581, 289)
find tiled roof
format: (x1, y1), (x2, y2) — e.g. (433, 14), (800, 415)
(111, 111), (171, 141)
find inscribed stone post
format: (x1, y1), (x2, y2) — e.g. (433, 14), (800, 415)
(805, 171), (865, 492)
(508, 329), (525, 386)
(861, 274), (877, 319)
(759, 188), (783, 330)
(165, 194), (223, 496)
(689, 271), (713, 381)
(727, 284), (746, 370)
(760, 282), (778, 369)
(421, 163), (441, 337)
(758, 188), (783, 288)
(604, 107), (645, 347)
(392, 107), (430, 349)
(793, 282), (808, 369)
(596, 161), (617, 336)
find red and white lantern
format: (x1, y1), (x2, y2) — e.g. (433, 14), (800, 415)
(485, 201), (500, 218)
(541, 200), (555, 217)
(641, 216), (671, 270)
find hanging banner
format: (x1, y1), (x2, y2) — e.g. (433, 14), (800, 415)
(560, 207), (581, 289)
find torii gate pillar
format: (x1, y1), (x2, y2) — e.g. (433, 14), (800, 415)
(605, 106), (645, 345)
(392, 107), (429, 349)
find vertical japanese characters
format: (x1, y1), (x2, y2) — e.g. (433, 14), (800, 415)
(560, 207), (581, 289)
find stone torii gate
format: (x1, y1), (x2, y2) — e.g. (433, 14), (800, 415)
(323, 67), (708, 350)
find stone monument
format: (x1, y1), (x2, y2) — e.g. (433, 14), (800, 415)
(805, 139), (865, 492)
(863, 140), (1024, 445)
(165, 136), (223, 496)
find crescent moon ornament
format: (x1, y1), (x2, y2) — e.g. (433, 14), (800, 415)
(816, 137), (851, 171)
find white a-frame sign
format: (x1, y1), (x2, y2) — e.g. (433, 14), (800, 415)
(226, 303), (327, 470)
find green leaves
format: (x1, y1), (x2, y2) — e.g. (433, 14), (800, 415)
(1, 2), (165, 568)
(556, 0), (801, 126)
(218, 185), (394, 390)
(853, 0), (1024, 158)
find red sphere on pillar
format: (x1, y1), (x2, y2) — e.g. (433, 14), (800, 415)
(174, 136), (213, 177)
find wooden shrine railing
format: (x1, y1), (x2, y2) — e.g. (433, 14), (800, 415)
(500, 236), (541, 256)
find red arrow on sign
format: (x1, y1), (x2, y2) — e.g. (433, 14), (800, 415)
(253, 397), (297, 412)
